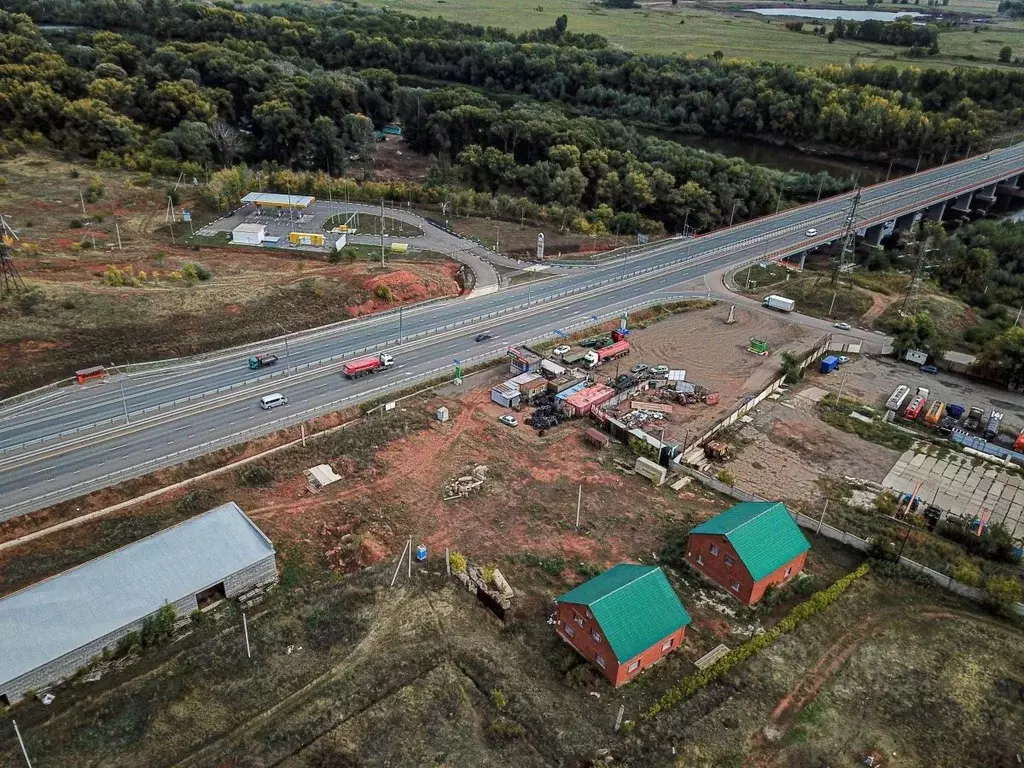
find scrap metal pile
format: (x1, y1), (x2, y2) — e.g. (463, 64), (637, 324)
(619, 409), (667, 429)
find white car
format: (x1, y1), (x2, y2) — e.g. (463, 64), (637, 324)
(833, 322), (851, 331)
(982, 154), (990, 160)
(650, 365), (669, 376)
(553, 345), (571, 356)
(838, 356), (851, 364)
(499, 414), (518, 427)
(805, 228), (818, 237)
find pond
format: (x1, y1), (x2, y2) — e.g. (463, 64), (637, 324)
(747, 7), (926, 21)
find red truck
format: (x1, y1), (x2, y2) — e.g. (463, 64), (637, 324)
(342, 352), (395, 379)
(583, 340), (630, 368)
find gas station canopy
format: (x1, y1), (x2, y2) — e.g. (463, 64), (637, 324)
(240, 192), (315, 209)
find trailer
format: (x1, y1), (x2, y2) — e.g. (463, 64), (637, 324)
(584, 340), (630, 368)
(762, 295), (795, 313)
(342, 352), (395, 379)
(903, 394), (927, 421)
(984, 410), (1004, 440)
(923, 401), (945, 426)
(820, 356), (839, 374)
(886, 385), (911, 412)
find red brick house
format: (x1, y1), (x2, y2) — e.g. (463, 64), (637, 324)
(555, 563), (691, 687)
(687, 501), (810, 606)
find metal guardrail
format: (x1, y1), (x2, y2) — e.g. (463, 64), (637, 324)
(0, 292), (713, 521)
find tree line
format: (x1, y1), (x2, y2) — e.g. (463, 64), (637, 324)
(786, 17), (940, 51)
(4, 0), (1020, 159)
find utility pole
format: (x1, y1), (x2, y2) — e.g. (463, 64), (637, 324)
(830, 188), (861, 287)
(110, 362), (130, 424)
(243, 612), (251, 659)
(380, 233), (385, 268)
(166, 197), (176, 245)
(79, 189), (87, 217)
(885, 161), (893, 182)
(816, 175), (825, 202)
(12, 720), (33, 768)
(729, 201), (739, 227)
(398, 305), (403, 343)
(575, 484), (582, 529)
(115, 221), (123, 251)
(495, 224), (499, 254)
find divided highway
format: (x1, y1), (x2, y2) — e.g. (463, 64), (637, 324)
(2, 145), (1024, 519)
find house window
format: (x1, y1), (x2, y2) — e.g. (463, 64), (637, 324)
(784, 566), (793, 578)
(661, 638), (673, 652)
(710, 544), (719, 557)
(596, 655), (606, 668)
(574, 614), (585, 627)
(564, 623), (575, 638)
(591, 629), (602, 643)
(724, 554), (735, 568)
(731, 580), (741, 592)
(628, 660), (640, 673)
(696, 554), (704, 566)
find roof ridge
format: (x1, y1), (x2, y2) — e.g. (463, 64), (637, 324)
(727, 501), (781, 535)
(590, 565), (657, 606)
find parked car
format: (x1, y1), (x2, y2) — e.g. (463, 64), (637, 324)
(805, 228), (818, 237)
(650, 364), (669, 376)
(498, 414), (518, 427)
(630, 363), (649, 374)
(553, 345), (571, 356)
(833, 322), (851, 331)
(920, 364), (939, 375)
(837, 356), (851, 364)
(474, 333), (492, 342)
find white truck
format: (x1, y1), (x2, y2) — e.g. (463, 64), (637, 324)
(762, 294), (795, 313)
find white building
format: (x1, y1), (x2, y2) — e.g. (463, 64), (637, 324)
(231, 223), (267, 245)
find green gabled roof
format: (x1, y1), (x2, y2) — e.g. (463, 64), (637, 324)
(556, 564), (691, 663)
(690, 501), (810, 581)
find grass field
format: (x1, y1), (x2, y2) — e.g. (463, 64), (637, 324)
(339, 0), (1024, 69)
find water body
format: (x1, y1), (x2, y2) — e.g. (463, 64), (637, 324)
(645, 129), (890, 184)
(748, 7), (925, 21)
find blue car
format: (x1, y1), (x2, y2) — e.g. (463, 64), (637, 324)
(920, 364), (938, 375)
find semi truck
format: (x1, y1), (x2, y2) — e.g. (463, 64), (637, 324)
(984, 410), (1004, 440)
(762, 295), (795, 313)
(248, 353), (279, 369)
(583, 340), (630, 368)
(343, 352), (395, 379)
(963, 406), (984, 432)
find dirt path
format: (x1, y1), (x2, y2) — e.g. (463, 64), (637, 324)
(745, 608), (970, 768)
(860, 291), (897, 325)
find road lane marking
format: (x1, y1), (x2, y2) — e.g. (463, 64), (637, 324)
(173, 424), (189, 431)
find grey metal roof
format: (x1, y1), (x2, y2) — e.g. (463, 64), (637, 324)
(240, 192), (314, 208)
(0, 502), (275, 687)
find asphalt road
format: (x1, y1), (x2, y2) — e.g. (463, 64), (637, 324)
(2, 145), (1023, 519)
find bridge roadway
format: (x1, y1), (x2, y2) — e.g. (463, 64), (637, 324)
(2, 145), (1023, 519)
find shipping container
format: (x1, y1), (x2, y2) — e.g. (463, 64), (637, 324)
(820, 356), (839, 374)
(946, 403), (965, 420)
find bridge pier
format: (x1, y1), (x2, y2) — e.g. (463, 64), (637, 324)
(893, 212), (918, 236)
(863, 223), (885, 249)
(923, 201), (946, 222)
(950, 191), (973, 216)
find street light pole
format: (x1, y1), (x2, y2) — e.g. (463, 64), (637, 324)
(399, 306), (403, 343)
(276, 323), (292, 375)
(729, 201), (739, 227)
(110, 362), (129, 425)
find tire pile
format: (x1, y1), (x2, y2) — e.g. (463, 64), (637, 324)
(526, 393), (569, 430)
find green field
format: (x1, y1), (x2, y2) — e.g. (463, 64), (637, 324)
(337, 0), (1024, 69)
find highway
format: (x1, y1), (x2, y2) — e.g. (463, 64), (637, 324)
(2, 144), (1023, 519)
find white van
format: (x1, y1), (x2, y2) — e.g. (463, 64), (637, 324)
(259, 393), (288, 410)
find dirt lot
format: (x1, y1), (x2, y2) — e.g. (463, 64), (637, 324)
(0, 152), (462, 395)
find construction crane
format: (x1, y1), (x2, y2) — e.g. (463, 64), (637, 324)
(0, 214), (25, 294)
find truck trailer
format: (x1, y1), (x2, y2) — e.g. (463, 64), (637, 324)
(583, 340), (630, 368)
(343, 352), (395, 379)
(762, 295), (795, 313)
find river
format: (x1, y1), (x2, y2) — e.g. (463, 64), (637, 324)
(747, 7), (926, 21)
(644, 129), (891, 184)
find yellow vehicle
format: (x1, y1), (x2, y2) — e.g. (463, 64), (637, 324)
(288, 232), (324, 247)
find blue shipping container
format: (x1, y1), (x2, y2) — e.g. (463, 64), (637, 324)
(947, 403), (965, 419)
(820, 356), (839, 374)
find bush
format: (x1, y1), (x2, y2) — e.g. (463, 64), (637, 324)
(175, 487), (221, 515)
(488, 718), (526, 741)
(482, 565), (496, 585)
(327, 248), (343, 264)
(490, 688), (508, 710)
(449, 551), (467, 573)
(716, 470), (736, 486)
(140, 603), (177, 648)
(952, 559), (982, 587)
(69, 217), (85, 229)
(17, 288), (45, 315)
(374, 284), (395, 302)
(984, 575), (1023, 616)
(83, 176), (105, 203)
(642, 564), (870, 720)
(181, 263), (212, 284)
(236, 464), (275, 487)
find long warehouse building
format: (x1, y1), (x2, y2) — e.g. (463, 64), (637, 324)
(0, 502), (277, 704)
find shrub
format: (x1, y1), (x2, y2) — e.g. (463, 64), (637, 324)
(327, 248), (343, 264)
(96, 150), (121, 169)
(83, 176), (105, 203)
(490, 688), (508, 710)
(642, 564), (870, 720)
(482, 565), (496, 585)
(374, 284), (395, 302)
(952, 559), (982, 587)
(236, 464), (275, 488)
(17, 288), (45, 315)
(69, 217), (85, 229)
(984, 575), (1023, 616)
(716, 469), (736, 486)
(488, 718), (526, 741)
(175, 487), (221, 515)
(449, 551), (467, 573)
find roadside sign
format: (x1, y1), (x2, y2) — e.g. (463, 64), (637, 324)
(637, 233), (649, 245)
(385, 401), (396, 411)
(553, 329), (568, 338)
(182, 210), (192, 223)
